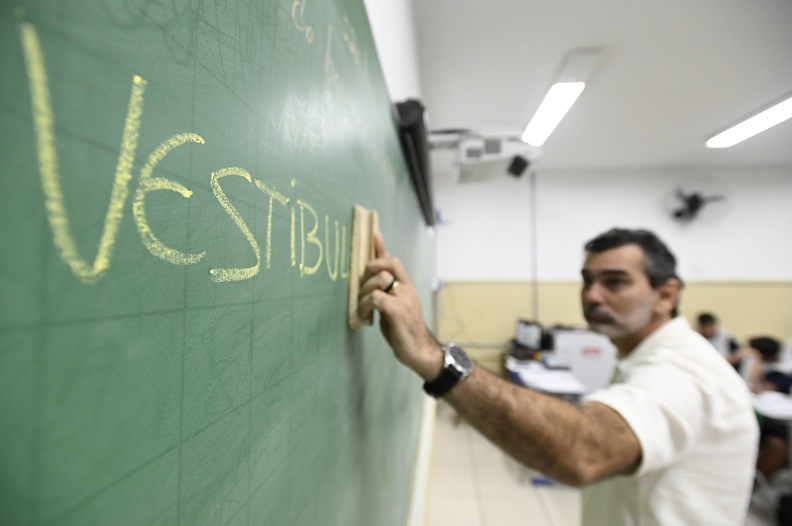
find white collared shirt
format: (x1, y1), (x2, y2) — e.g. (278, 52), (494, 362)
(581, 317), (759, 526)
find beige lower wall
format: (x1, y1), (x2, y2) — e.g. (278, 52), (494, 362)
(435, 281), (792, 353)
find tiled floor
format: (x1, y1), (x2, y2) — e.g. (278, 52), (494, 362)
(425, 401), (581, 526)
(424, 401), (785, 526)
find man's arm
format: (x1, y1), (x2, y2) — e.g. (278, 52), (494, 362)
(358, 234), (641, 487)
(444, 361), (641, 486)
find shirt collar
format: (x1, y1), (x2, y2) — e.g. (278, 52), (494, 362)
(620, 316), (689, 364)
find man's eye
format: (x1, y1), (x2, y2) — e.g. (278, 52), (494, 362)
(605, 279), (624, 289)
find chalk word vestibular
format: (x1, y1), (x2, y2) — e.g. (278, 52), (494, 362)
(20, 21), (350, 285)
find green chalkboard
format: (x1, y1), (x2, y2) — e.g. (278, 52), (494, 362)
(0, 1), (433, 525)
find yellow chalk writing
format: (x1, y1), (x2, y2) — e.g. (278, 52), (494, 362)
(340, 225), (350, 279)
(20, 21), (362, 288)
(290, 179), (297, 268)
(133, 133), (207, 265)
(254, 179), (289, 270)
(296, 199), (322, 277)
(291, 0), (314, 44)
(324, 216), (340, 281)
(290, 207), (297, 268)
(325, 25), (339, 84)
(208, 168), (261, 282)
(21, 22), (144, 284)
(342, 16), (361, 66)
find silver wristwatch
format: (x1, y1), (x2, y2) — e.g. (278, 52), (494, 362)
(423, 343), (475, 398)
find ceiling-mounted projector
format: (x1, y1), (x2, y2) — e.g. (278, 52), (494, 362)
(429, 129), (541, 183)
(455, 135), (540, 183)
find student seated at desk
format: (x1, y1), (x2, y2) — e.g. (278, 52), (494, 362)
(696, 311), (740, 360)
(741, 337), (791, 483)
(743, 336), (792, 395)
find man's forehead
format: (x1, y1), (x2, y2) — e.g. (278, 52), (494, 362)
(582, 244), (645, 274)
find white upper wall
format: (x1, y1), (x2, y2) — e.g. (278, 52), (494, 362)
(364, 0), (422, 101)
(435, 164), (792, 281)
(534, 168), (792, 282)
(433, 150), (536, 282)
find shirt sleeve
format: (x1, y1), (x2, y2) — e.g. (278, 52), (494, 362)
(584, 361), (705, 477)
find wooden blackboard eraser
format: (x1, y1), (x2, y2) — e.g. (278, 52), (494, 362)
(348, 205), (379, 330)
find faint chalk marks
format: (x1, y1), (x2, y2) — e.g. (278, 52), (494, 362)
(251, 305), (293, 397)
(191, 0), (278, 88)
(183, 305), (251, 438)
(101, 0), (198, 65)
(267, 92), (332, 155)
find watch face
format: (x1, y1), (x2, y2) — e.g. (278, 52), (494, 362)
(449, 345), (473, 371)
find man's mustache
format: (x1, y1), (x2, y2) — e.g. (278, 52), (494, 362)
(584, 306), (616, 323)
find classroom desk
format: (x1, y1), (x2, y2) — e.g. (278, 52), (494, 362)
(504, 357), (587, 403)
(754, 391), (792, 420)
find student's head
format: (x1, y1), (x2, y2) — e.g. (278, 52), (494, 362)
(581, 228), (682, 351)
(749, 336), (781, 363)
(696, 312), (718, 338)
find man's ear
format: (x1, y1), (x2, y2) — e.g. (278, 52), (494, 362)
(655, 278), (682, 316)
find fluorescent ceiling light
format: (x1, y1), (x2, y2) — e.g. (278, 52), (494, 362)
(706, 95), (792, 148)
(521, 82), (585, 146)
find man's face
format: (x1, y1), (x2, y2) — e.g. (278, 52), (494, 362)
(697, 323), (716, 339)
(581, 244), (658, 343)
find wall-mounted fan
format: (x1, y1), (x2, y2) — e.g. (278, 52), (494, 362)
(663, 175), (733, 224)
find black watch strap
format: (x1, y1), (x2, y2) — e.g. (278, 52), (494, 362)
(423, 368), (462, 399)
(423, 343), (474, 399)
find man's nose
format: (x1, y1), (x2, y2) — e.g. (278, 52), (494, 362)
(582, 282), (604, 304)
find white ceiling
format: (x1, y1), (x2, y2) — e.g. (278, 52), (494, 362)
(411, 0), (792, 171)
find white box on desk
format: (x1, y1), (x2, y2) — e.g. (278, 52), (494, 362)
(546, 329), (617, 394)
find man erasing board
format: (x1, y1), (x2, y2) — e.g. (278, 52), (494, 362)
(357, 227), (758, 526)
